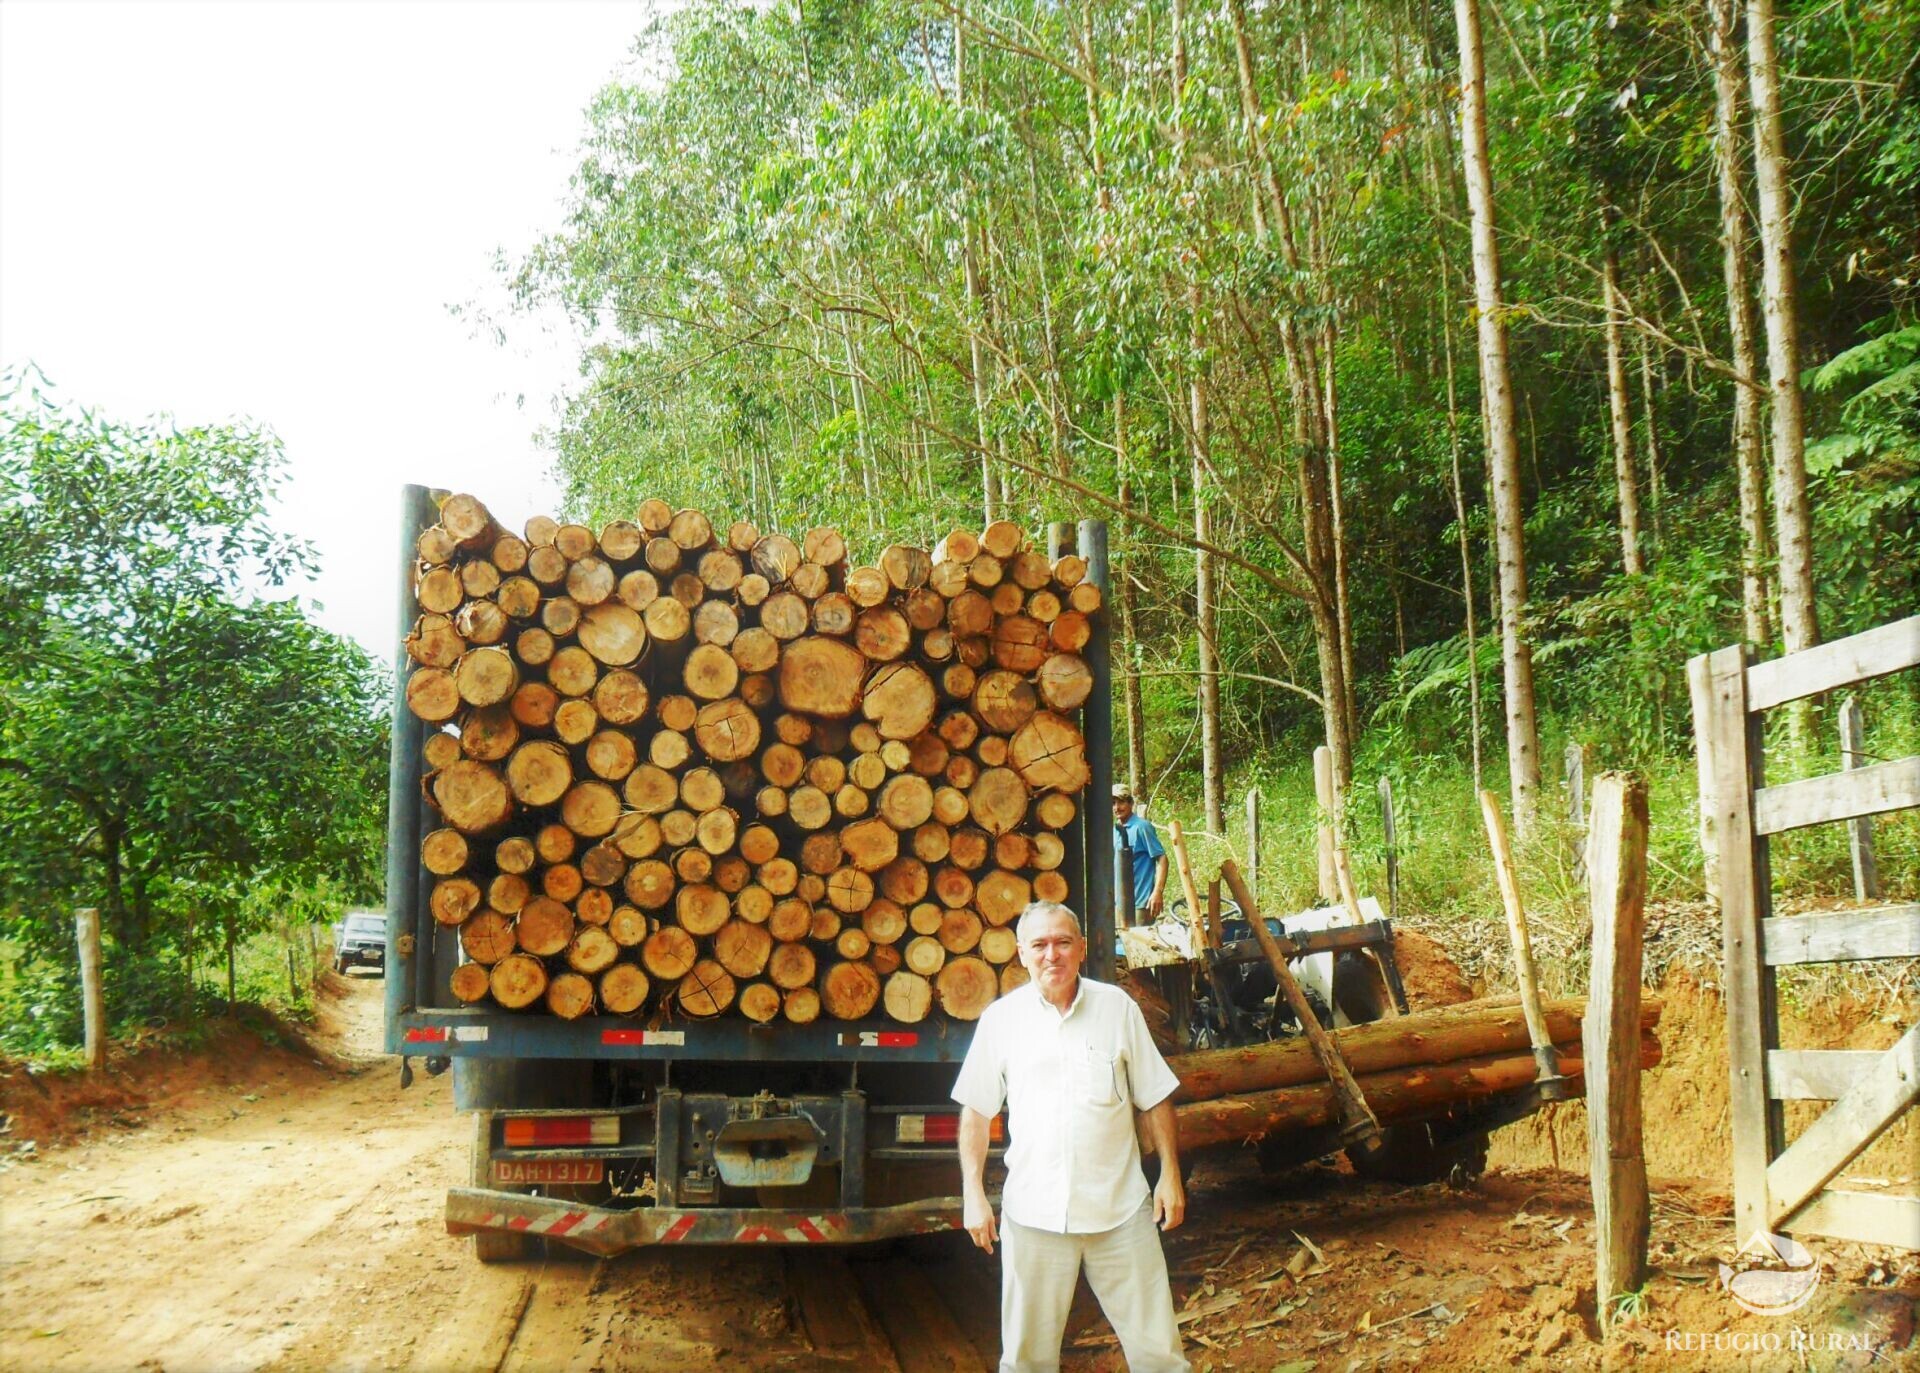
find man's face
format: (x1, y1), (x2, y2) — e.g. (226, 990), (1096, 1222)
(1018, 909), (1085, 997)
(1113, 795), (1133, 824)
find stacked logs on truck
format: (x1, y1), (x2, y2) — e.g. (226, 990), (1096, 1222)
(406, 494), (1100, 1026)
(1162, 994), (1665, 1151)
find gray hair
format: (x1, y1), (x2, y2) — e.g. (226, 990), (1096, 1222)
(1016, 901), (1082, 942)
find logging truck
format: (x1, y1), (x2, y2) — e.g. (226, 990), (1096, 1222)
(385, 487), (1130, 1259)
(385, 486), (1582, 1262)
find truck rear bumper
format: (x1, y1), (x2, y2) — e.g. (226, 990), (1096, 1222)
(445, 1186), (964, 1254)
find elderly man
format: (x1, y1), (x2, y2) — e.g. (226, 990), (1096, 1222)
(952, 901), (1189, 1373)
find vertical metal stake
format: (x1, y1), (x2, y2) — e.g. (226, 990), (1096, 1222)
(386, 483), (437, 1047)
(1080, 520), (1114, 980)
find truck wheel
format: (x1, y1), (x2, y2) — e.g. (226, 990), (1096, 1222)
(1337, 930), (1490, 1186)
(471, 1114), (531, 1263)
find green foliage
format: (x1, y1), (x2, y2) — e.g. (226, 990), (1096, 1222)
(503, 0), (1916, 920)
(0, 372), (388, 1045)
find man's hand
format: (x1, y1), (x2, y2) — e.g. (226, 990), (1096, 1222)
(964, 1188), (998, 1254)
(956, 1107), (997, 1254)
(1146, 891), (1165, 920)
(1152, 1168), (1186, 1232)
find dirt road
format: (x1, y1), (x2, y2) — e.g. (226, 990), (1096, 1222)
(3, 977), (1914, 1372)
(0, 978), (1005, 1373)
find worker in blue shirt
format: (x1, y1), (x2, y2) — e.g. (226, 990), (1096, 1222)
(1112, 784), (1169, 921)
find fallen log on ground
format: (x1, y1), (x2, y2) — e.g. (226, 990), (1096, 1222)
(1166, 994), (1663, 1103)
(1173, 1032), (1662, 1153)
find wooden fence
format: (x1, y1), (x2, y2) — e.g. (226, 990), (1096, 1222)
(1688, 614), (1920, 1252)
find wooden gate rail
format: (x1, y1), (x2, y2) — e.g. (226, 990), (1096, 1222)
(1688, 613), (1920, 1253)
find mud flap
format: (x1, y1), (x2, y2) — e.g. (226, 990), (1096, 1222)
(445, 1186), (966, 1255)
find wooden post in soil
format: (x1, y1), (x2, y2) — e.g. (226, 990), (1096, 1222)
(76, 907), (106, 1071)
(1313, 745), (1338, 902)
(1565, 741), (1589, 883)
(1584, 772), (1650, 1329)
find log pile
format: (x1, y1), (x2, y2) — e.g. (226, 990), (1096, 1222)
(406, 495), (1100, 1025)
(1164, 994), (1665, 1150)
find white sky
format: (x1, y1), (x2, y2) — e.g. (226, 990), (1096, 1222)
(0, 0), (651, 662)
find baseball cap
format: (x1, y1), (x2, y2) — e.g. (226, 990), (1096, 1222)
(1111, 784), (1132, 800)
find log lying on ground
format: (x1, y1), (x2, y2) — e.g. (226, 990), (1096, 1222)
(1174, 1033), (1663, 1153)
(1167, 995), (1663, 1104)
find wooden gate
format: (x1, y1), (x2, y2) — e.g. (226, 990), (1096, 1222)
(1689, 614), (1920, 1252)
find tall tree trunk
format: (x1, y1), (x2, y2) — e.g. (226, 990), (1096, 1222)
(1440, 274), (1486, 793)
(1222, 0), (1354, 791)
(1454, 0), (1542, 831)
(1118, 430), (1149, 800)
(956, 14), (997, 526)
(1602, 228), (1646, 575)
(1083, 7), (1147, 800)
(1746, 0), (1818, 653)
(1638, 334), (1665, 554)
(1710, 0), (1774, 646)
(1324, 334), (1359, 750)
(1174, 0), (1226, 832)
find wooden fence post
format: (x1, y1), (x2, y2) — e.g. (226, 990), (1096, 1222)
(1840, 697), (1881, 901)
(1245, 787), (1261, 896)
(75, 907), (106, 1071)
(1584, 772), (1651, 1328)
(1378, 776), (1399, 921)
(1565, 742), (1589, 881)
(1313, 745), (1338, 902)
(1686, 655), (1721, 902)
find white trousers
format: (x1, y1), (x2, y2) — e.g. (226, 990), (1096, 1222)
(999, 1202), (1188, 1373)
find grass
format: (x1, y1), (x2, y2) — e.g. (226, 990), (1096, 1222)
(0, 923), (331, 1066)
(1136, 697), (1918, 999)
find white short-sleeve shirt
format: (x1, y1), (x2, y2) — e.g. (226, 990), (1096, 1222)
(951, 977), (1182, 1234)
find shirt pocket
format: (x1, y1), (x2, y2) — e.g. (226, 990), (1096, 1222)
(1080, 1046), (1119, 1106)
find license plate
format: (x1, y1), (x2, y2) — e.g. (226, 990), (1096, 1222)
(492, 1158), (605, 1185)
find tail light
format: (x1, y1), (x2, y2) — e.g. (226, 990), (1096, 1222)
(502, 1115), (619, 1147)
(896, 1113), (1003, 1144)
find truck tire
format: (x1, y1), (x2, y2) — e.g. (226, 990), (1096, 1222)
(471, 1113), (531, 1263)
(1336, 930), (1490, 1185)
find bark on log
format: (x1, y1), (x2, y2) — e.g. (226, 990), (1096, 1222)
(1175, 1035), (1662, 1152)
(1168, 995), (1662, 1102)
